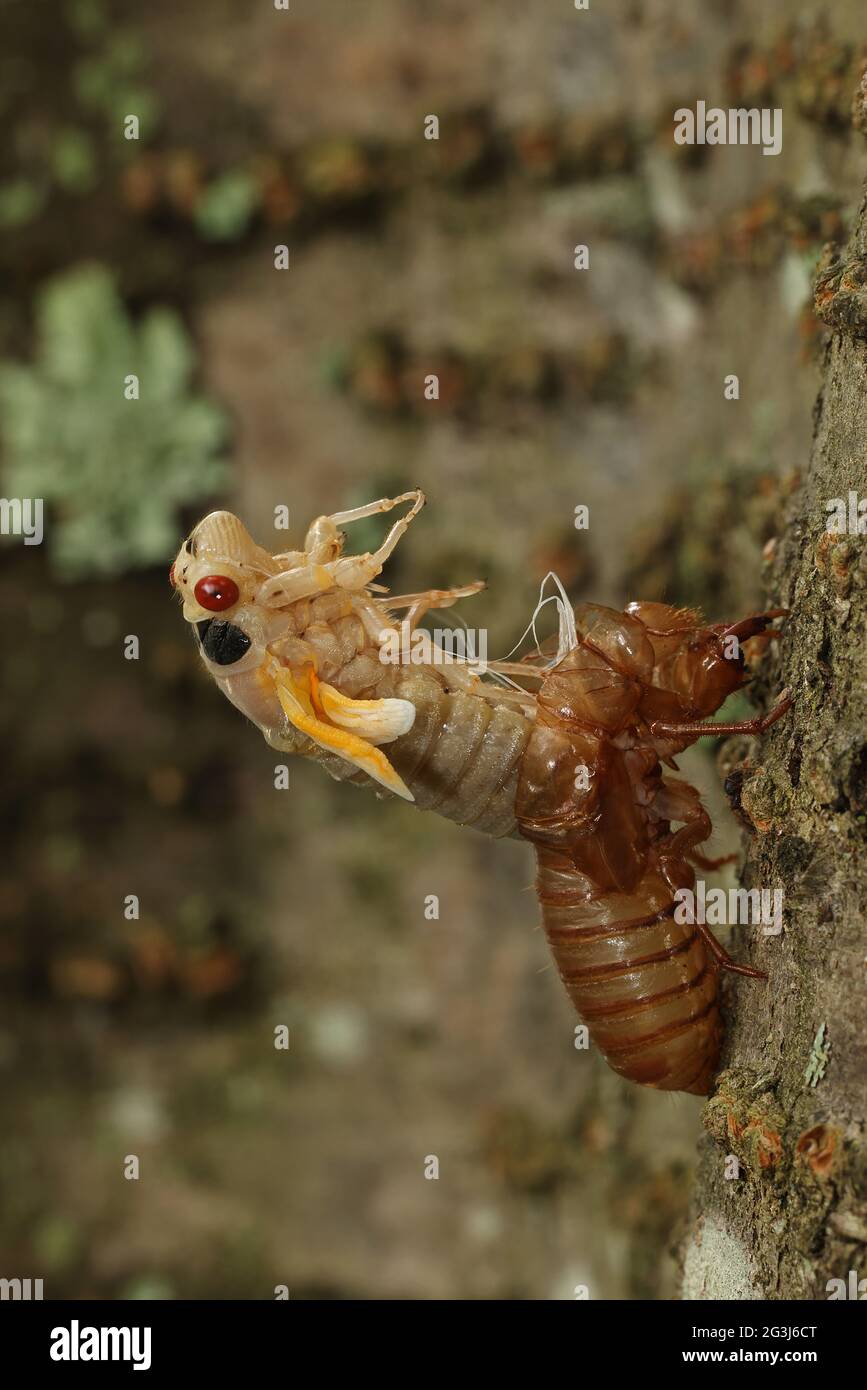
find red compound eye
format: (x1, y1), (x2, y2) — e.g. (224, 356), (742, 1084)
(194, 574), (240, 612)
(169, 563), (175, 586)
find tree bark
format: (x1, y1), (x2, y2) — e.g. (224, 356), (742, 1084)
(681, 193), (867, 1301)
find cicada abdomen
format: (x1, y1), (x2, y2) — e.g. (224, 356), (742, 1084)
(515, 602), (791, 1095)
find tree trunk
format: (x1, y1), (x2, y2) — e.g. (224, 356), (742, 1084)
(681, 193), (867, 1301)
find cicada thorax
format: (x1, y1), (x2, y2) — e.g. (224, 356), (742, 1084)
(516, 603), (725, 1096)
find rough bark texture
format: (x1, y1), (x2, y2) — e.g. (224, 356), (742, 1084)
(681, 195), (867, 1301)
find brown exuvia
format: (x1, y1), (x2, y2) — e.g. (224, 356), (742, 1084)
(171, 490), (792, 1096)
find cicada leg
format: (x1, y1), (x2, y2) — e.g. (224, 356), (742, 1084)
(485, 661), (548, 682)
(328, 489), (425, 529)
(694, 921), (768, 980)
(648, 688), (793, 739)
(386, 580), (486, 630)
(720, 609), (788, 644)
(328, 490), (427, 591)
(259, 491), (427, 607)
(654, 783), (768, 982)
(688, 849), (739, 871)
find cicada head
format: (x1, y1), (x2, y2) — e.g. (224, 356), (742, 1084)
(170, 511), (300, 743)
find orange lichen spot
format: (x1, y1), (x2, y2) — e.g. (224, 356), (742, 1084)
(129, 926), (178, 991)
(815, 531), (833, 573)
(814, 282), (837, 309)
(749, 1123), (783, 1169)
(796, 1123), (840, 1177)
(727, 1113), (745, 1141)
(180, 947), (243, 1000)
(50, 955), (124, 1001)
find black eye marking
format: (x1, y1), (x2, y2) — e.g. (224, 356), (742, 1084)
(185, 537), (197, 557)
(195, 619), (252, 666)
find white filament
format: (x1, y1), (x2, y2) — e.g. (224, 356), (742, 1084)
(499, 571), (578, 667)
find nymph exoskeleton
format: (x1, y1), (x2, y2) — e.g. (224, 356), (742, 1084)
(171, 491), (792, 1094)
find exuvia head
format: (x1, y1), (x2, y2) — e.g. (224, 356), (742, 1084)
(660, 611), (786, 717)
(624, 602), (787, 719)
(668, 631), (746, 716)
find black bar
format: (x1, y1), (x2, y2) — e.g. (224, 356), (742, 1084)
(1, 1297), (860, 1376)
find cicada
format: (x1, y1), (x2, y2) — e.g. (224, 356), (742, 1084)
(170, 490), (791, 1095)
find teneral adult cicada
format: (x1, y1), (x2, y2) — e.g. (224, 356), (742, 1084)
(170, 490), (791, 1095)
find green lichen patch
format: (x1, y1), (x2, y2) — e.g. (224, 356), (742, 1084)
(804, 1022), (831, 1087)
(0, 265), (229, 577)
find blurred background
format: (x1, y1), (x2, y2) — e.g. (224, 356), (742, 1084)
(0, 0), (865, 1299)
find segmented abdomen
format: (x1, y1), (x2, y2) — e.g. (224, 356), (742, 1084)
(535, 849), (722, 1094)
(316, 666), (533, 838)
